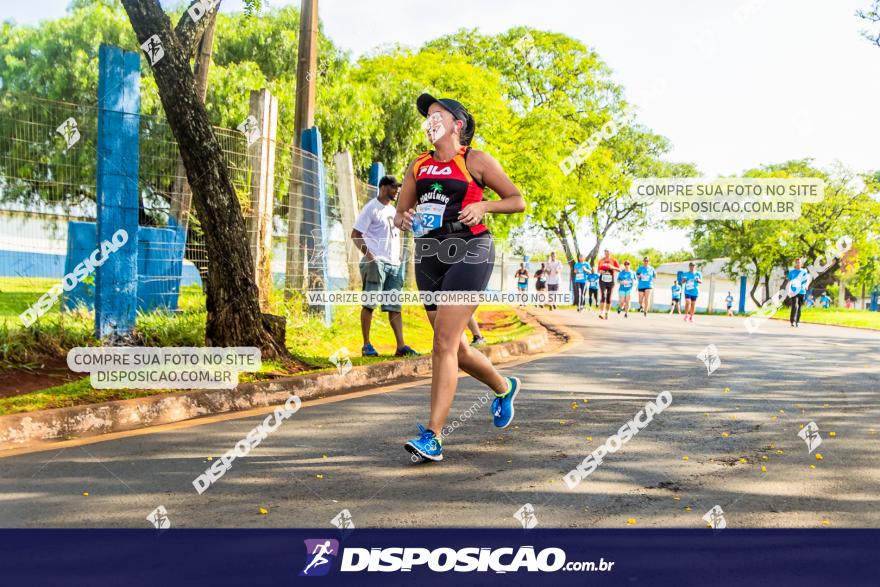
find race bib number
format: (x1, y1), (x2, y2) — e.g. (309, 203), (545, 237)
(413, 203), (446, 237)
(601, 273), (613, 283)
(621, 280), (632, 288)
(685, 279), (697, 291)
(518, 277), (527, 284)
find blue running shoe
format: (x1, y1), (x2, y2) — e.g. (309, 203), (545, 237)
(394, 345), (420, 357)
(362, 343), (379, 357)
(492, 377), (521, 428)
(404, 423), (443, 462)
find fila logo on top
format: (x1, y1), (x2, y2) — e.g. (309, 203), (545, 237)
(418, 165), (453, 177)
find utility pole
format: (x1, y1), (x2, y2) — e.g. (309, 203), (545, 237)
(294, 0), (318, 146)
(285, 0), (319, 296)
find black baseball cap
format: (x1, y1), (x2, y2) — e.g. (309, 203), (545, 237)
(378, 175), (401, 188)
(417, 93), (475, 145)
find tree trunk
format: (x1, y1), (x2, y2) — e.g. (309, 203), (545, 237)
(749, 259), (762, 306)
(122, 0), (288, 358)
(171, 10), (215, 224)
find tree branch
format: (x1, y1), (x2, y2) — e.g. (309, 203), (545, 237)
(175, 0), (223, 61)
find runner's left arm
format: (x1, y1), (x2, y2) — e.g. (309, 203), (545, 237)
(458, 150), (525, 226)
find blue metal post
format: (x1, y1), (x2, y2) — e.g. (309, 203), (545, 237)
(301, 126), (332, 326)
(738, 275), (747, 314)
(94, 44), (139, 339)
(368, 162), (385, 194)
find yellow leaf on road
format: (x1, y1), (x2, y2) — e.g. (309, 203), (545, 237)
(259, 507), (268, 515)
(626, 518), (636, 525)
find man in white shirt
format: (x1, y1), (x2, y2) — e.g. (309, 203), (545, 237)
(351, 176), (418, 357)
(545, 251), (563, 310)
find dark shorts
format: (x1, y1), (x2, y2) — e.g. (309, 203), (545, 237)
(360, 258), (404, 312)
(638, 287), (652, 292)
(672, 297), (681, 303)
(685, 294), (698, 301)
(415, 231), (495, 311)
(547, 283), (559, 292)
(599, 281), (614, 303)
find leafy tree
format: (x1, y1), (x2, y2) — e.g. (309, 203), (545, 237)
(857, 1), (880, 46)
(118, 0), (288, 356)
(691, 160), (880, 305)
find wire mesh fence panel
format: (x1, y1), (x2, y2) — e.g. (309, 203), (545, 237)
(0, 93), (99, 326)
(274, 140), (334, 296)
(1, 89), (357, 326)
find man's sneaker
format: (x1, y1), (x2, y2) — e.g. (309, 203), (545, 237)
(472, 336), (487, 347)
(362, 343), (379, 357)
(395, 345), (419, 357)
(404, 424), (443, 461)
(492, 377), (521, 428)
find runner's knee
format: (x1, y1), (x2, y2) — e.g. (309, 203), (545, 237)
(433, 332), (461, 356)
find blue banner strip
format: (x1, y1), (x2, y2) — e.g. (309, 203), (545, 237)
(0, 529), (876, 586)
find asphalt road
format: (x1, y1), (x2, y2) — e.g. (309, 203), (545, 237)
(1, 310), (878, 529)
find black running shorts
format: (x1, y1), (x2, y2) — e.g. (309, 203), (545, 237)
(415, 232), (495, 311)
(599, 281), (614, 303)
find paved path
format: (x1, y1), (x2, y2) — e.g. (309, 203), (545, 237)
(1, 310), (878, 529)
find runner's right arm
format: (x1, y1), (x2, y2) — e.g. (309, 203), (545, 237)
(394, 159), (418, 232)
(350, 229), (375, 261)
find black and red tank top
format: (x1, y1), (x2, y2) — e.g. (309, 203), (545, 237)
(412, 146), (487, 236)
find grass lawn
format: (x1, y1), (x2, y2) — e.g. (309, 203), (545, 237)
(0, 276), (532, 415)
(770, 307), (880, 330)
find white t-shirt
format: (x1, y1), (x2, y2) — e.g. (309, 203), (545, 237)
(353, 198), (400, 265)
(546, 260), (563, 285)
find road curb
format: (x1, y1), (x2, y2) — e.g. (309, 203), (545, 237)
(0, 311), (564, 451)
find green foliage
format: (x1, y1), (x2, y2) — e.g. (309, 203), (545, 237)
(690, 160), (880, 303)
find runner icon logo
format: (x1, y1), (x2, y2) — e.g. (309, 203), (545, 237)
(798, 421), (823, 453)
(702, 505), (727, 531)
(697, 344), (721, 375)
(331, 509), (355, 531)
(513, 503), (539, 529)
(300, 539), (340, 577)
(146, 505), (171, 531)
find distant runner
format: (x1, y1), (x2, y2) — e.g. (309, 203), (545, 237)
(587, 268), (600, 310)
(534, 263), (547, 307)
(787, 258), (810, 328)
(545, 252), (563, 310)
(669, 280), (682, 315)
(573, 254), (591, 312)
(725, 291), (735, 316)
(597, 249), (621, 320)
(636, 256), (656, 316)
(515, 263), (529, 307)
(681, 262), (702, 322)
(617, 261), (635, 317)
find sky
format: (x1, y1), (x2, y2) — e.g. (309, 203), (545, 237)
(6, 0), (880, 253)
